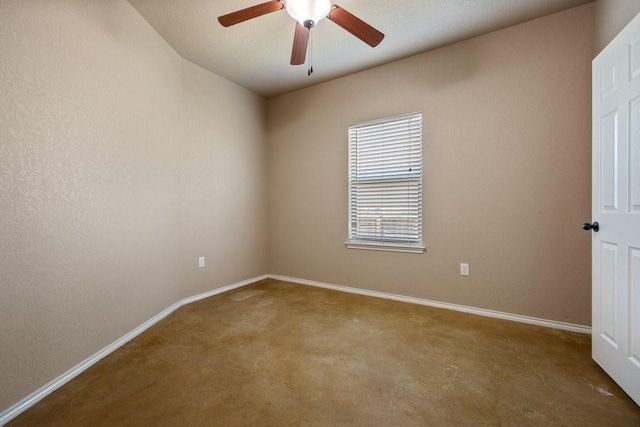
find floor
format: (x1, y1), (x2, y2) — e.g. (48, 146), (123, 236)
(9, 279), (640, 426)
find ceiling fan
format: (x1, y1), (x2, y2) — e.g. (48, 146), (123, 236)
(218, 0), (384, 72)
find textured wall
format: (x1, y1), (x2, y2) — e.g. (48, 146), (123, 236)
(594, 0), (640, 53)
(268, 5), (594, 325)
(0, 0), (267, 411)
(180, 60), (268, 294)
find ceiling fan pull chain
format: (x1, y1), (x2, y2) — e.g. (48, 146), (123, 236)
(308, 28), (314, 76)
(309, 31), (315, 75)
(310, 30), (313, 75)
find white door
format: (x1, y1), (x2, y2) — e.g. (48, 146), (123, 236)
(592, 12), (640, 406)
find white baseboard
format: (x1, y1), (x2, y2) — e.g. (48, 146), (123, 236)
(0, 274), (269, 426)
(268, 274), (592, 335)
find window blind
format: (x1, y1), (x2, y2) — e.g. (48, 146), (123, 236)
(348, 112), (423, 248)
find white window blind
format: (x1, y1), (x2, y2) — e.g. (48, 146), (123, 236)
(347, 112), (424, 253)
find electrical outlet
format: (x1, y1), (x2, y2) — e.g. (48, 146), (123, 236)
(460, 263), (469, 276)
(198, 257), (205, 268)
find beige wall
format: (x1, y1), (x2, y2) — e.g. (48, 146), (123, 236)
(180, 60), (268, 295)
(594, 0), (640, 53)
(268, 4), (594, 325)
(0, 0), (267, 411)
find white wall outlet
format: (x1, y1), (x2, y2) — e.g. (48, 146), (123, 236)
(460, 263), (469, 276)
(198, 256), (205, 268)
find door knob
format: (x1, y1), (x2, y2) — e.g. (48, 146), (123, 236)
(582, 221), (599, 232)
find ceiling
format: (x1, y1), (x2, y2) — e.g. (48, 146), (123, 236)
(127, 0), (592, 98)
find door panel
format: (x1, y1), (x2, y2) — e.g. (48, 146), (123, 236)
(600, 111), (619, 211)
(599, 242), (617, 346)
(631, 36), (640, 80)
(631, 96), (640, 212)
(630, 247), (640, 367)
(601, 62), (617, 100)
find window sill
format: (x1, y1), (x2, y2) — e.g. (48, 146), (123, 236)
(345, 241), (426, 254)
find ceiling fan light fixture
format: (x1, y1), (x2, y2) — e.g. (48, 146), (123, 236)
(218, 0), (384, 69)
(285, 0), (331, 27)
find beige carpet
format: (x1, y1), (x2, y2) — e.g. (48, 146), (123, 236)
(9, 279), (640, 426)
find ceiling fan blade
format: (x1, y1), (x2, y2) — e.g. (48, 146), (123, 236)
(218, 0), (284, 27)
(290, 22), (310, 65)
(328, 5), (384, 47)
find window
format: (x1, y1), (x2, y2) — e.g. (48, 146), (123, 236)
(346, 112), (424, 253)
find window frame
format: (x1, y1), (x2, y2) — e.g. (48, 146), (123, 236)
(345, 112), (425, 254)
